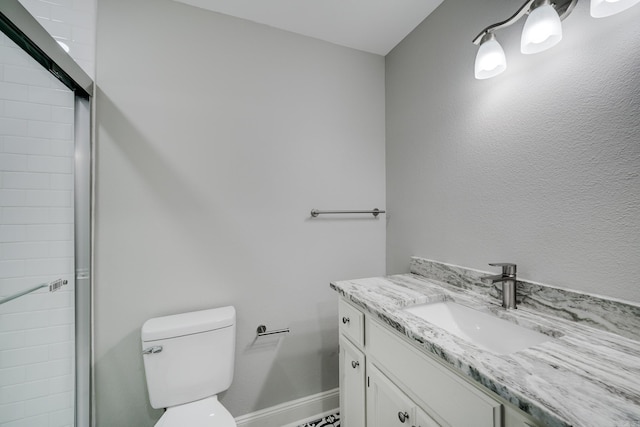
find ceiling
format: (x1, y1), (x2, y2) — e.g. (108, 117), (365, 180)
(173, 0), (445, 56)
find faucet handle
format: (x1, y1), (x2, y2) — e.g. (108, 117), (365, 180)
(488, 263), (517, 276)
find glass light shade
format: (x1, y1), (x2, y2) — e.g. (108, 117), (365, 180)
(591, 0), (640, 17)
(474, 36), (507, 80)
(521, 3), (563, 54)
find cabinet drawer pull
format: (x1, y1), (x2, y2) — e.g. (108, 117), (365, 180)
(398, 411), (409, 423)
(342, 316), (350, 324)
(351, 360), (360, 369)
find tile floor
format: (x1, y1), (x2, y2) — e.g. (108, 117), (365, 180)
(297, 412), (340, 427)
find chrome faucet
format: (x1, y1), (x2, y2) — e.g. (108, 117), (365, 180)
(481, 263), (517, 309)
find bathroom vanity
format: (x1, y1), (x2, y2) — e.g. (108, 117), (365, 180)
(338, 298), (538, 427)
(332, 257), (640, 427)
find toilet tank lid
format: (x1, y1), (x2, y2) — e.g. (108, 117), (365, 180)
(142, 306), (235, 342)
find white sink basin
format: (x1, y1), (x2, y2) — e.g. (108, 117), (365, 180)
(403, 301), (551, 355)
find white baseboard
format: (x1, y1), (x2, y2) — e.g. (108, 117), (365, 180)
(235, 388), (339, 427)
(280, 408), (339, 427)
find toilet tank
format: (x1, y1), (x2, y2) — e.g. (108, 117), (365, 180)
(141, 306), (236, 409)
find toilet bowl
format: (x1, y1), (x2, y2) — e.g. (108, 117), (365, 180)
(141, 306), (237, 427)
(154, 396), (235, 427)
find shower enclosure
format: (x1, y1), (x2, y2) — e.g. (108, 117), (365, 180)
(0, 1), (92, 426)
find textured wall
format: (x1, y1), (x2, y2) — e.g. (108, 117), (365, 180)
(94, 0), (385, 425)
(386, 0), (640, 302)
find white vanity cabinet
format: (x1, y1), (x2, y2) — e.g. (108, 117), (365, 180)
(338, 297), (544, 427)
(339, 298), (364, 347)
(367, 363), (440, 427)
(340, 335), (366, 427)
(366, 316), (501, 427)
(415, 407), (442, 427)
(339, 299), (366, 427)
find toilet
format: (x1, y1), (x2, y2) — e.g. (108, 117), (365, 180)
(141, 306), (237, 427)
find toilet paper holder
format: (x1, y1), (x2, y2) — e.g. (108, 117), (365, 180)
(256, 324), (290, 337)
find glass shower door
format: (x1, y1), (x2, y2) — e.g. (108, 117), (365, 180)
(0, 29), (77, 427)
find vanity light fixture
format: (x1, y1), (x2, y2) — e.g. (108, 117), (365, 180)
(473, 0), (639, 79)
(521, 0), (563, 54)
(475, 32), (507, 79)
(591, 0), (640, 17)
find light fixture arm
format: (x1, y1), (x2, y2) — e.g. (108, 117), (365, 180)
(472, 0), (578, 45)
(473, 0), (537, 45)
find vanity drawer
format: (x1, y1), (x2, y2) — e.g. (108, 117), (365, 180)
(367, 319), (502, 427)
(339, 299), (364, 347)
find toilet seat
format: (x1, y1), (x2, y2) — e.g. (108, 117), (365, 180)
(155, 396), (236, 427)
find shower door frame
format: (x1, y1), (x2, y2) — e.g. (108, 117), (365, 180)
(0, 1), (94, 426)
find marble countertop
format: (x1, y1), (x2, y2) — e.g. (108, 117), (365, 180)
(331, 273), (640, 427)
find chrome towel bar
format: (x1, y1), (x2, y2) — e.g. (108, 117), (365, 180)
(256, 325), (290, 337)
(310, 208), (385, 218)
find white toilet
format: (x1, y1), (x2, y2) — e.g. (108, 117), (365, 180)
(141, 306), (237, 427)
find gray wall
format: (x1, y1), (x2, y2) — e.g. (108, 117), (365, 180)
(386, 0), (640, 303)
(94, 0), (385, 425)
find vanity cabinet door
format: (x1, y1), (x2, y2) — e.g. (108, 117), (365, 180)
(367, 363), (417, 427)
(340, 336), (366, 427)
(414, 406), (441, 427)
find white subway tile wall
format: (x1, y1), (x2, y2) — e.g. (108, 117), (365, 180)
(0, 30), (75, 427)
(18, 0), (97, 79)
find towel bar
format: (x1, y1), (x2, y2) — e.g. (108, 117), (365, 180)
(310, 208), (385, 218)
